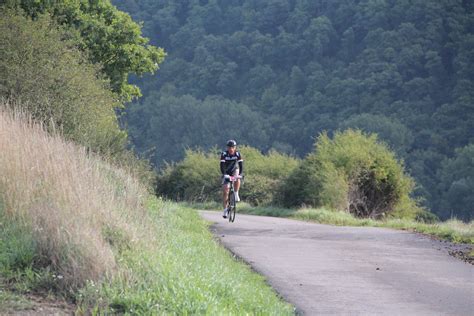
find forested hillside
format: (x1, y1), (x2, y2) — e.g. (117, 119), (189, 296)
(114, 0), (473, 220)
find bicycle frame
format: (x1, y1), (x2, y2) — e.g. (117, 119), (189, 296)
(224, 175), (241, 222)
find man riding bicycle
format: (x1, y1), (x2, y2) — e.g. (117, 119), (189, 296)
(221, 139), (243, 218)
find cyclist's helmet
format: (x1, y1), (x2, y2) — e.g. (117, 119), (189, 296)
(226, 139), (237, 147)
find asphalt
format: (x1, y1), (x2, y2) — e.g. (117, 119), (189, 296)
(200, 211), (474, 316)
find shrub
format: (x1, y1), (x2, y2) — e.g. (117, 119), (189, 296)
(156, 146), (299, 206)
(156, 149), (221, 202)
(281, 129), (422, 219)
(0, 11), (126, 154)
(241, 146), (299, 205)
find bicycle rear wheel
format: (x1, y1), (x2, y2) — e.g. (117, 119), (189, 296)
(228, 191), (236, 222)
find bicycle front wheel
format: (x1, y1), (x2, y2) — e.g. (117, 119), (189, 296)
(229, 191), (236, 222)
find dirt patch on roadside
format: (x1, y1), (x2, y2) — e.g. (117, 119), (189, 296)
(1, 293), (75, 315)
(448, 246), (473, 265)
(430, 239), (473, 265)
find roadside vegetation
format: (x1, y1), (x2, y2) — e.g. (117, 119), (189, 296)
(0, 108), (293, 314)
(157, 145), (299, 205)
(0, 10), (157, 188)
(293, 209), (473, 244)
(161, 130), (424, 219)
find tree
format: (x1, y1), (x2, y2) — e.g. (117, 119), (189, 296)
(436, 144), (474, 221)
(3, 0), (165, 101)
(0, 11), (126, 153)
(125, 94), (269, 167)
(339, 114), (414, 157)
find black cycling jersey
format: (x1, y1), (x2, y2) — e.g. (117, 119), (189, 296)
(220, 150), (243, 175)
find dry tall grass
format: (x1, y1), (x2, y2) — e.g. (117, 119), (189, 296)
(0, 104), (150, 290)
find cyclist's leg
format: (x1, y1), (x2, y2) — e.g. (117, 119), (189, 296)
(235, 178), (240, 192)
(233, 169), (241, 201)
(222, 184), (230, 209)
(222, 176), (231, 217)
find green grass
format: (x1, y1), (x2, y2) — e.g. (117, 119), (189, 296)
(294, 208), (473, 244)
(76, 198), (294, 315)
(180, 201), (221, 211)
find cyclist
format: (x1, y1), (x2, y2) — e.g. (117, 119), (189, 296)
(220, 139), (243, 218)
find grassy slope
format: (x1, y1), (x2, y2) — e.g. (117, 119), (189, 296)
(184, 202), (473, 244)
(76, 199), (294, 314)
(1, 200), (294, 314)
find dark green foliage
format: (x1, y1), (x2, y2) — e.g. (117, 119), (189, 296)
(114, 0), (473, 220)
(0, 12), (126, 153)
(436, 144), (474, 221)
(4, 0), (165, 101)
(240, 146), (299, 205)
(156, 146), (299, 206)
(339, 114), (414, 158)
(281, 130), (420, 219)
(415, 210), (440, 224)
(156, 149), (221, 203)
(126, 93), (269, 164)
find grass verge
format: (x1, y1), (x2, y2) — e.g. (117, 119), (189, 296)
(77, 199), (294, 314)
(294, 208), (473, 244)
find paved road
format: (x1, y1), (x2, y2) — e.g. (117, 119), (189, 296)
(200, 211), (474, 315)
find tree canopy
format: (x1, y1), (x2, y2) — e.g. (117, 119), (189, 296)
(0, 11), (126, 153)
(4, 0), (166, 101)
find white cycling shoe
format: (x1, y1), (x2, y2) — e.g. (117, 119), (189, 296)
(222, 208), (228, 218)
(235, 191), (240, 202)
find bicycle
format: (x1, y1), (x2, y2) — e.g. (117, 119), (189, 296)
(224, 174), (242, 222)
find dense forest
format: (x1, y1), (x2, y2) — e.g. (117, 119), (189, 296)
(113, 0), (473, 220)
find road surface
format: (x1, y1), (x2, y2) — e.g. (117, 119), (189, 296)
(200, 211), (474, 315)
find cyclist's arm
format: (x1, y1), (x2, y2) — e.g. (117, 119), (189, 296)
(220, 153), (226, 174)
(238, 154), (243, 175)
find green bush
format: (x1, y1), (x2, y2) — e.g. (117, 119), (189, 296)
(156, 146), (299, 205)
(4, 0), (165, 101)
(0, 11), (126, 154)
(156, 149), (221, 202)
(241, 146), (299, 205)
(281, 129), (422, 219)
(0, 11), (159, 189)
